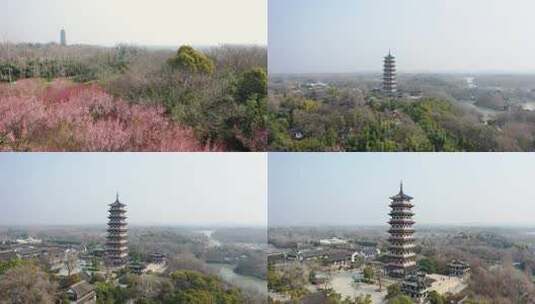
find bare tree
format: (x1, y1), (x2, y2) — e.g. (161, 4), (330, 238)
(65, 250), (78, 277)
(0, 264), (58, 304)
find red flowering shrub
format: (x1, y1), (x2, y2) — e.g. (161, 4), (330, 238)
(0, 79), (221, 151)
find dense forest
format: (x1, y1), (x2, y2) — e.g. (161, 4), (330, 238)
(0, 43), (267, 151)
(268, 74), (535, 152)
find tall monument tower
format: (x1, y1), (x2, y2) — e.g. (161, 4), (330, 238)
(383, 50), (397, 96)
(106, 193), (128, 268)
(60, 28), (67, 46)
(386, 182), (417, 278)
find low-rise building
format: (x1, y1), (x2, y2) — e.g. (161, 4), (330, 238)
(66, 280), (96, 304)
(0, 250), (19, 262)
(401, 273), (432, 303)
(324, 250), (354, 269)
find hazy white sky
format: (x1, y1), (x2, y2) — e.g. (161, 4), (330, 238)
(1, 0), (267, 46)
(269, 153), (535, 227)
(0, 153), (267, 226)
(270, 0), (535, 74)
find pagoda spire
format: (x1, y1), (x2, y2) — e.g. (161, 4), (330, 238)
(400, 181), (403, 194)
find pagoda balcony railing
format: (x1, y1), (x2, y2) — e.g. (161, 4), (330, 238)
(389, 220), (415, 225)
(389, 229), (415, 233)
(107, 247), (128, 252)
(389, 243), (415, 248)
(108, 218), (127, 222)
(107, 231), (127, 234)
(390, 223), (415, 227)
(108, 247), (128, 256)
(107, 233), (128, 237)
(389, 212), (414, 217)
(106, 239), (128, 243)
(107, 228), (127, 232)
(108, 209), (127, 214)
(388, 252), (416, 257)
(390, 202), (413, 207)
(388, 227), (415, 232)
(388, 237), (415, 242)
(107, 225), (128, 228)
(388, 209), (414, 218)
(388, 230), (415, 234)
(108, 216), (127, 220)
(389, 243), (416, 248)
(107, 238), (128, 242)
(389, 260), (417, 266)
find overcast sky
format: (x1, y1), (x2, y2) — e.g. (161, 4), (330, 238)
(269, 0), (535, 74)
(1, 0), (266, 46)
(0, 153), (267, 226)
(269, 153), (535, 227)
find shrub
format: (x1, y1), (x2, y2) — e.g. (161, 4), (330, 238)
(168, 46), (215, 75)
(0, 79), (220, 151)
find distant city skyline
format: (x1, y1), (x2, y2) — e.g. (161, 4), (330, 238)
(269, 0), (535, 74)
(1, 0), (267, 46)
(0, 153), (267, 226)
(269, 153), (535, 227)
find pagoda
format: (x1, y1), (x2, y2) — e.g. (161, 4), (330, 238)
(106, 193), (128, 268)
(60, 28), (67, 46)
(383, 51), (397, 96)
(386, 182), (417, 278)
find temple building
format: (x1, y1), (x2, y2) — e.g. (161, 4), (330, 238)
(401, 273), (431, 303)
(383, 51), (397, 96)
(386, 182), (417, 278)
(60, 29), (67, 46)
(448, 259), (471, 278)
(106, 193), (128, 268)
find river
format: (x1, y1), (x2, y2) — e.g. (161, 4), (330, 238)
(196, 230), (267, 295)
(209, 263), (268, 295)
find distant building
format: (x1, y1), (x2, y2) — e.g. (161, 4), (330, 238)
(106, 193), (128, 269)
(383, 51), (397, 96)
(386, 182), (417, 278)
(353, 246), (380, 260)
(448, 260), (471, 278)
(319, 237), (348, 246)
(60, 29), (67, 46)
(150, 252), (166, 264)
(66, 280), (96, 304)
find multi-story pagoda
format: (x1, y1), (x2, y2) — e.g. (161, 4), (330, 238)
(106, 193), (128, 268)
(386, 182), (417, 278)
(60, 28), (67, 46)
(383, 51), (397, 96)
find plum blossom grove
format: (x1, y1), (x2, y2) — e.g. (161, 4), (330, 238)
(0, 79), (220, 151)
